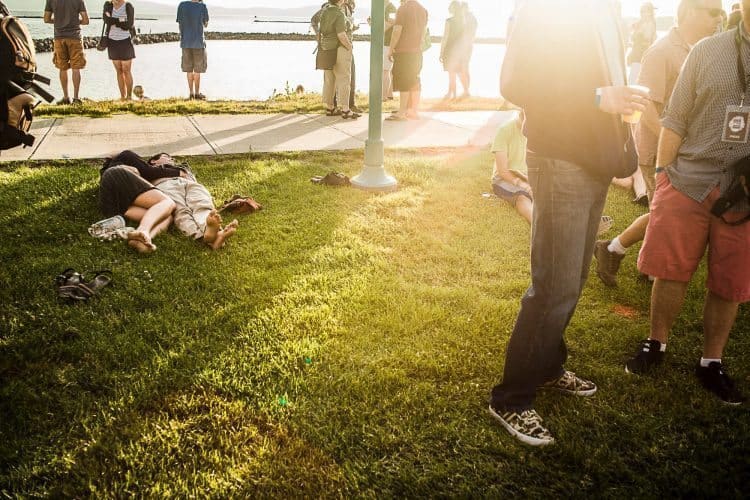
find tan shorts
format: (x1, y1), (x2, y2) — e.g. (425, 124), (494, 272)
(53, 38), (86, 70)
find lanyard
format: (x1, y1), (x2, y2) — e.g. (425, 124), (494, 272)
(736, 27), (748, 105)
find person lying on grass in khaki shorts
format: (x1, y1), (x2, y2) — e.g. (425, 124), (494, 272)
(104, 150), (238, 250)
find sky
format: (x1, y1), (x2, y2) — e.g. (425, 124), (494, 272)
(143, 0), (738, 18)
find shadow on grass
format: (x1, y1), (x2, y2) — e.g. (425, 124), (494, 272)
(0, 151), (374, 495)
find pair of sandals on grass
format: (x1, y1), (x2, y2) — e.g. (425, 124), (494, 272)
(55, 268), (112, 302)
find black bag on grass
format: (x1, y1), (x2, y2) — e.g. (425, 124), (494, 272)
(0, 0), (54, 151)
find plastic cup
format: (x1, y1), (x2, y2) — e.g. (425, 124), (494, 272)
(622, 85), (649, 124)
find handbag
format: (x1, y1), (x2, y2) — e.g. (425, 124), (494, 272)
(97, 1), (112, 51)
(315, 45), (338, 70)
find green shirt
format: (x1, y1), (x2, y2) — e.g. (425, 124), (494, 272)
(319, 4), (347, 51)
(490, 114), (527, 185)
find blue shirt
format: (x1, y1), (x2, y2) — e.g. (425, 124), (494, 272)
(176, 1), (209, 49)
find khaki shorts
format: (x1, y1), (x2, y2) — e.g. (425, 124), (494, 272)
(181, 48), (207, 73)
(53, 38), (86, 70)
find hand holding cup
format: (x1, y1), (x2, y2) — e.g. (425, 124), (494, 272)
(597, 85), (649, 122)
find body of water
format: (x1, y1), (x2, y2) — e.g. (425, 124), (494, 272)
(22, 15), (323, 39)
(34, 40), (505, 102)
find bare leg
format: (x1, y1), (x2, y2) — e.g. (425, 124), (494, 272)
(611, 176), (634, 190)
(210, 219), (238, 251)
(459, 69), (470, 96)
(122, 60), (134, 99)
(186, 73), (195, 96)
(515, 197), (533, 225)
(59, 69), (69, 100)
(407, 88), (421, 119)
(71, 69), (81, 100)
(618, 213), (650, 248)
(113, 60), (126, 99)
(703, 291), (740, 359)
(650, 278), (690, 344)
(150, 215), (172, 239)
(446, 72), (456, 99)
(395, 90), (410, 119)
(203, 209), (221, 244)
(194, 73), (201, 95)
(124, 189), (176, 252)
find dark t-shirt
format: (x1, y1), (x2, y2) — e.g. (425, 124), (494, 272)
(394, 0), (428, 54)
(44, 0), (87, 39)
(319, 4), (347, 51)
(177, 1), (209, 49)
(383, 1), (397, 46)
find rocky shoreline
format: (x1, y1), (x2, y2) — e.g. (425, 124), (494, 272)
(33, 32), (503, 53)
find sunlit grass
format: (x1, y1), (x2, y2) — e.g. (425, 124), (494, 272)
(34, 94), (503, 118)
(0, 150), (748, 496)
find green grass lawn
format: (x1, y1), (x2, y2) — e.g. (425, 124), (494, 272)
(1, 149), (749, 497)
(33, 94), (503, 118)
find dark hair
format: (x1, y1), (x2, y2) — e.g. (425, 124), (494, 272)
(147, 152), (170, 164)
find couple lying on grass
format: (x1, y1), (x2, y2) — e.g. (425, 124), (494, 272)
(98, 150), (238, 252)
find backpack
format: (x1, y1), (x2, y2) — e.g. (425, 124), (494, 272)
(0, 1), (54, 151)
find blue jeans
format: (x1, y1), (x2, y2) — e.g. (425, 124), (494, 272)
(490, 155), (610, 411)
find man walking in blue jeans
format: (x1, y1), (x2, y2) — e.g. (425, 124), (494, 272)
(177, 0), (209, 100)
(488, 0), (648, 446)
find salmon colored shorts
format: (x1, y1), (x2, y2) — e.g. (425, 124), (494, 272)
(638, 172), (750, 302)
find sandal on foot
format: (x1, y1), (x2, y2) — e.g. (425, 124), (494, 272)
(326, 108), (342, 116)
(341, 110), (360, 120)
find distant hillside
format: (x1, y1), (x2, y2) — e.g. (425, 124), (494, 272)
(3, 1), (360, 19)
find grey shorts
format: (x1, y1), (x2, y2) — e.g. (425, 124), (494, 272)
(181, 48), (207, 73)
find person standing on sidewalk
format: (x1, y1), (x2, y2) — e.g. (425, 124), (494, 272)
(103, 0), (136, 101)
(488, 0), (647, 446)
(177, 0), (209, 100)
(44, 0), (89, 105)
(320, 0), (359, 119)
(595, 0), (724, 288)
(623, 0), (749, 405)
(387, 0), (428, 121)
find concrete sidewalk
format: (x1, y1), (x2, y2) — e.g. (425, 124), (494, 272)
(0, 110), (512, 161)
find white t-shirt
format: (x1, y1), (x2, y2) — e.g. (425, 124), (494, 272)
(108, 3), (131, 41)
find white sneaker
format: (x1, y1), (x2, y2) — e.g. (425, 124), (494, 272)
(488, 405), (555, 446)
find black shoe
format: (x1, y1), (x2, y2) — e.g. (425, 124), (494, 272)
(695, 362), (746, 405)
(594, 239), (625, 288)
(634, 194), (649, 207)
(625, 338), (664, 374)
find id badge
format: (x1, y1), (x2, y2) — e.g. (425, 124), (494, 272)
(722, 105), (750, 143)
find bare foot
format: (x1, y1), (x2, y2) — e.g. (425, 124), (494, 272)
(209, 222), (238, 250)
(127, 229), (156, 252)
(204, 209), (222, 244)
(128, 239), (155, 254)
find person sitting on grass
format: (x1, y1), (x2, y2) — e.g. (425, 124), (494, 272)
(492, 109), (613, 234)
(106, 150), (238, 250)
(491, 109), (533, 223)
